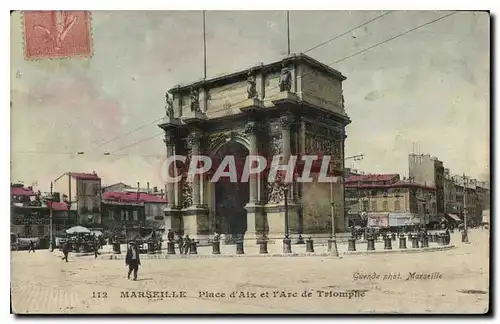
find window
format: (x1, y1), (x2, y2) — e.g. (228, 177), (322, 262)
(371, 201), (377, 211)
(394, 200), (401, 211)
(382, 201), (388, 211)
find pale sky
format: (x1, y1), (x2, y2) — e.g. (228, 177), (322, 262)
(10, 10), (490, 191)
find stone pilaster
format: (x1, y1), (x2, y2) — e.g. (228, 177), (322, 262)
(160, 126), (182, 237)
(279, 114), (295, 200)
(187, 131), (202, 207)
(243, 121), (266, 244)
(182, 130), (210, 244)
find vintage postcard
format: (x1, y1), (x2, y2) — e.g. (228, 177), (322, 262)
(10, 10), (490, 314)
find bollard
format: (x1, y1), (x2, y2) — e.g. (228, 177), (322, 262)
(411, 234), (419, 248)
(212, 239), (221, 255)
(236, 239), (244, 254)
(399, 234), (407, 249)
(167, 241), (176, 254)
(437, 234), (444, 246)
(296, 235), (305, 244)
(461, 231), (469, 243)
(423, 235), (429, 248)
(384, 236), (392, 250)
(367, 235), (375, 251)
(283, 235), (292, 254)
(112, 243), (121, 254)
(189, 241), (198, 254)
(259, 237), (268, 254)
(347, 237), (356, 252)
(147, 241), (155, 254)
(306, 237), (314, 253)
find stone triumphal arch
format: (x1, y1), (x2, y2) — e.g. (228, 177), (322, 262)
(159, 53), (351, 243)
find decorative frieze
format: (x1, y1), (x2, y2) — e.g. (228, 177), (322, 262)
(244, 121), (260, 135)
(163, 130), (176, 147)
(269, 133), (283, 156)
(186, 131), (203, 147)
(279, 114), (294, 129)
(181, 177), (193, 209)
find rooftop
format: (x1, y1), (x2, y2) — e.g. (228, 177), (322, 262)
(345, 174), (400, 183)
(103, 191), (167, 204)
(70, 172), (100, 180)
(11, 186), (35, 197)
(168, 53), (346, 94)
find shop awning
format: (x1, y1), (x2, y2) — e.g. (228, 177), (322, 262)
(446, 213), (461, 222)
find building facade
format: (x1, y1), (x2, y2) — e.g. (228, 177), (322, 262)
(102, 191), (167, 239)
(53, 172), (102, 227)
(408, 154), (445, 220)
(11, 184), (72, 239)
(345, 174), (437, 226)
(159, 53), (350, 242)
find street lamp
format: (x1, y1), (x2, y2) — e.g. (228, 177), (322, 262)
(283, 182), (292, 253)
(328, 179), (339, 257)
(416, 195), (429, 229)
(284, 184), (289, 237)
(48, 182), (54, 252)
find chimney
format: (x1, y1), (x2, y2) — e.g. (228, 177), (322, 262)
(147, 182), (150, 193)
(137, 182), (140, 200)
(160, 188), (164, 199)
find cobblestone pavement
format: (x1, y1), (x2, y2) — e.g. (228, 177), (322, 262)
(11, 230), (489, 314)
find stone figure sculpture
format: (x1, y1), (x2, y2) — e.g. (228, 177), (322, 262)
(190, 87), (200, 113)
(278, 64), (292, 92)
(165, 93), (174, 117)
(247, 72), (257, 99)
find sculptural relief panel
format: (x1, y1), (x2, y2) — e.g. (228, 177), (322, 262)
(206, 81), (247, 118)
(300, 64), (344, 112)
(263, 71), (282, 102)
(180, 93), (190, 116)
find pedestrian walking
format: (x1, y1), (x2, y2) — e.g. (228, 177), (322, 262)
(62, 241), (70, 262)
(28, 240), (36, 253)
(93, 241), (101, 259)
(183, 235), (191, 254)
(177, 234), (184, 254)
(125, 242), (141, 281)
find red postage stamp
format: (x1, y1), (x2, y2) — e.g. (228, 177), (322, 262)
(23, 11), (92, 59)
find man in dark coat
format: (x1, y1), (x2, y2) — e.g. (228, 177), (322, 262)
(28, 240), (36, 253)
(177, 234), (184, 254)
(62, 241), (70, 262)
(93, 240), (100, 259)
(125, 242), (141, 280)
(183, 235), (191, 255)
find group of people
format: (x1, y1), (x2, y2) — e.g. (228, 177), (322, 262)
(59, 233), (102, 262)
(166, 229), (194, 254)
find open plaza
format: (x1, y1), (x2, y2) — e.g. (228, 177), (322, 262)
(11, 229), (489, 314)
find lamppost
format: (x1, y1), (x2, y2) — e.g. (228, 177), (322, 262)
(48, 182), (54, 252)
(462, 173), (469, 243)
(283, 182), (292, 253)
(284, 184), (289, 237)
(416, 196), (428, 228)
(328, 179), (339, 257)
